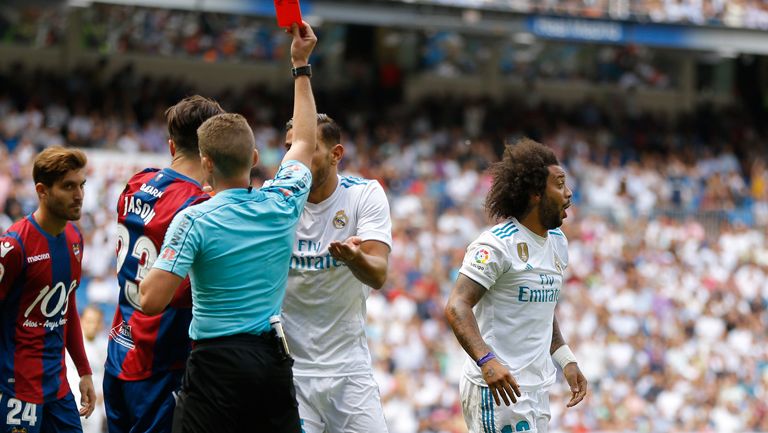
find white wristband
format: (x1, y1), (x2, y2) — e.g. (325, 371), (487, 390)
(552, 345), (578, 369)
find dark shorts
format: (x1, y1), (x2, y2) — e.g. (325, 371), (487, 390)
(172, 333), (301, 433)
(103, 370), (183, 433)
(0, 392), (81, 433)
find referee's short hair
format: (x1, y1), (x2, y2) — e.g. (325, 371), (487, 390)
(197, 113), (256, 176)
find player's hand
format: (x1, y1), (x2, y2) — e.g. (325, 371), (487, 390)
(328, 236), (362, 264)
(563, 362), (587, 407)
(79, 374), (96, 418)
(481, 358), (521, 406)
(289, 21), (317, 67)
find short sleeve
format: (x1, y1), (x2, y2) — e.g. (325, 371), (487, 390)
(0, 235), (24, 301)
(357, 181), (392, 248)
(152, 209), (200, 278)
(458, 234), (507, 290)
(261, 160), (312, 208)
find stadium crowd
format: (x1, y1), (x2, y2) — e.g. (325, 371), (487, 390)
(1, 63), (767, 433)
(388, 0), (768, 30)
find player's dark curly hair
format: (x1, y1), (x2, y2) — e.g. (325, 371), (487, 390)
(485, 138), (559, 221)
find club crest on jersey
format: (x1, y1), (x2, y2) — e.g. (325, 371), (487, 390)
(517, 243), (529, 262)
(72, 243), (81, 262)
(333, 210), (348, 229)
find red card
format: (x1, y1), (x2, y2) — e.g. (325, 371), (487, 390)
(274, 0), (303, 29)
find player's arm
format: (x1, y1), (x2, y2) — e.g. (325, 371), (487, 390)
(64, 293), (95, 417)
(141, 211), (198, 316)
(550, 315), (587, 407)
(328, 238), (389, 289)
(329, 181), (392, 289)
(445, 274), (521, 407)
(281, 21), (317, 169)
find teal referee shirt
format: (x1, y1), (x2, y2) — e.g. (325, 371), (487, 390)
(152, 160), (312, 340)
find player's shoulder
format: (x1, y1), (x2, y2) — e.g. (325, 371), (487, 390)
(547, 228), (568, 246)
(1, 220), (29, 260)
(339, 174), (378, 190)
(127, 168), (161, 185)
(338, 175), (386, 202)
(486, 220), (522, 243)
(64, 222), (83, 239)
(472, 222), (517, 251)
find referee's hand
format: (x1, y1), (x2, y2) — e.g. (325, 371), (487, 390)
(289, 21), (316, 67)
(481, 358), (521, 406)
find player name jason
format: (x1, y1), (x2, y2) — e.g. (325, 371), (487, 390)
(122, 195), (157, 225)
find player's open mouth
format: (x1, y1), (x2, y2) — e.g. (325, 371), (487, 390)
(562, 203), (571, 219)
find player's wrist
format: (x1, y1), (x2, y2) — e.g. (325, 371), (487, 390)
(552, 345), (578, 369)
(476, 351), (496, 367)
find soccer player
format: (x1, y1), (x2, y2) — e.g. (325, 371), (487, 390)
(103, 95), (224, 433)
(281, 114), (392, 433)
(139, 21), (318, 433)
(0, 147), (95, 432)
(445, 138), (588, 433)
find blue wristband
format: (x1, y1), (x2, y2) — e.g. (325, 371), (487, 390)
(476, 351), (496, 367)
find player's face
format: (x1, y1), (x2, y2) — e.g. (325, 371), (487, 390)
(81, 308), (103, 340)
(41, 169), (86, 221)
(285, 129), (333, 192)
(539, 165), (572, 230)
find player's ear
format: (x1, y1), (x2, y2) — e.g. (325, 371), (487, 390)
(331, 144), (344, 166)
(252, 149), (259, 168)
(168, 139), (176, 157)
(35, 182), (48, 200)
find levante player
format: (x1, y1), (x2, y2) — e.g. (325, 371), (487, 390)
(0, 147), (96, 432)
(103, 96), (223, 433)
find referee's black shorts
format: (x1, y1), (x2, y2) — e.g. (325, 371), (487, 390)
(172, 332), (301, 433)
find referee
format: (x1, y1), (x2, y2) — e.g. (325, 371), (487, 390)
(139, 22), (318, 433)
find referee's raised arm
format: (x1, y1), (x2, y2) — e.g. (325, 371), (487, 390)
(283, 21), (317, 169)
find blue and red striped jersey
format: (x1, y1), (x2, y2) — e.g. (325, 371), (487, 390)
(0, 216), (86, 404)
(106, 168), (208, 381)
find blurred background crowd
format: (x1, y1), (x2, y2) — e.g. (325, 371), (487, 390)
(2, 1), (768, 433)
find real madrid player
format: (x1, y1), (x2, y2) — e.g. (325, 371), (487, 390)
(282, 114), (392, 433)
(445, 138), (587, 433)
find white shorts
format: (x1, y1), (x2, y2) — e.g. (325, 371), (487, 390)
(294, 374), (388, 433)
(460, 376), (551, 433)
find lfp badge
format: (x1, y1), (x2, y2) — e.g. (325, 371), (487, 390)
(474, 248), (490, 264)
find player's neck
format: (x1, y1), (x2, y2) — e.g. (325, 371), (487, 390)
(517, 213), (548, 238)
(169, 153), (206, 185)
(308, 171), (338, 204)
(33, 208), (67, 236)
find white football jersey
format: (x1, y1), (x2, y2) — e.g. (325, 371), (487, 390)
(283, 174), (392, 376)
(459, 218), (569, 391)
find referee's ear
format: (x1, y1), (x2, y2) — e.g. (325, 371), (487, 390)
(201, 155), (214, 176)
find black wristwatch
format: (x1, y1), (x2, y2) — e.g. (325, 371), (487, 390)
(291, 65), (312, 78)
